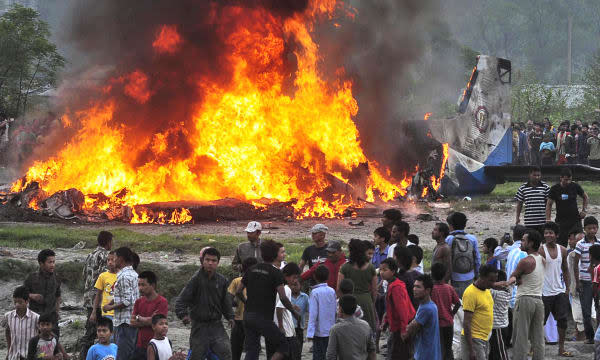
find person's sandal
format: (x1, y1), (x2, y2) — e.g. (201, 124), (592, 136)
(558, 350), (574, 357)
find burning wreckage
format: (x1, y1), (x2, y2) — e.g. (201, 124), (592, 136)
(0, 2), (513, 224)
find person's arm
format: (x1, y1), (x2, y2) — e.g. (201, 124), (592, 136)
(276, 285), (300, 321)
(581, 192), (589, 218)
(175, 274), (198, 324)
(300, 263), (316, 282)
(4, 327), (10, 356)
(147, 342), (157, 360)
(336, 270), (345, 297)
(546, 198), (554, 221)
(57, 342), (68, 359)
(232, 247), (242, 273)
(27, 337), (36, 360)
(370, 274), (377, 303)
(298, 259), (306, 273)
(55, 296), (61, 320)
(574, 252), (581, 292)
(515, 201), (523, 225)
(235, 282), (247, 305)
(463, 311), (476, 360)
(222, 281), (234, 326)
(472, 237), (481, 278)
(441, 247), (452, 282)
(325, 328), (337, 360)
(307, 293), (317, 339)
(276, 308), (284, 332)
(402, 318), (422, 340)
(89, 289), (102, 324)
(561, 246), (570, 295)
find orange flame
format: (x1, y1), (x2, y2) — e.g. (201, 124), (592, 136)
(152, 25), (182, 54)
(423, 112), (432, 121)
(12, 1), (412, 220)
(430, 143), (449, 191)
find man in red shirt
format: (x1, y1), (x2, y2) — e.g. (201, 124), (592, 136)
(380, 258), (416, 360)
(300, 241), (346, 289)
(430, 262), (461, 360)
(131, 271), (168, 357)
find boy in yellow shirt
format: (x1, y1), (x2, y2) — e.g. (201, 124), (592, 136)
(90, 251), (118, 323)
(228, 257), (258, 360)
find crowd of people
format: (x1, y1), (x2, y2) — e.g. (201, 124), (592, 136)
(2, 167), (600, 360)
(511, 118), (600, 167)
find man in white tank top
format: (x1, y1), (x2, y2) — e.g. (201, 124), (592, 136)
(503, 229), (545, 360)
(539, 222), (572, 357)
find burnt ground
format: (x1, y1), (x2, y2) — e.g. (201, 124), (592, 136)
(0, 199), (598, 359)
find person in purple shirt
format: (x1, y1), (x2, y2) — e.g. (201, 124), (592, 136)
(372, 227), (391, 269)
(445, 212), (482, 298)
(403, 273), (441, 360)
(307, 266), (336, 360)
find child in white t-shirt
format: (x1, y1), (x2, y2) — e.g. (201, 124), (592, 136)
(147, 314), (185, 360)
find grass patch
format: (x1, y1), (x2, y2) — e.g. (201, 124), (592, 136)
(0, 224), (313, 258)
(491, 181), (600, 202)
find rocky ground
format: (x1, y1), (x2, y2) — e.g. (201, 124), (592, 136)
(0, 199), (599, 359)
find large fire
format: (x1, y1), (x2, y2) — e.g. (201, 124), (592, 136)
(11, 0), (417, 222)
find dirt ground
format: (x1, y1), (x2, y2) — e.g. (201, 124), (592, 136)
(0, 199), (598, 359)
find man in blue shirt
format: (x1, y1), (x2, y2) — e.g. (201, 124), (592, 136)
(445, 212), (481, 298)
(372, 227), (390, 268)
(403, 273), (441, 360)
(307, 266), (336, 360)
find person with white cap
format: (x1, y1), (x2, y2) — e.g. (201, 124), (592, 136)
(232, 221), (263, 273)
(299, 224), (329, 275)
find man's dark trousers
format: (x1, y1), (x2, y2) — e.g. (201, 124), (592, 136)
(79, 307), (101, 359)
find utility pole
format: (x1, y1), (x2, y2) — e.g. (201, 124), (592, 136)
(567, 15), (573, 85)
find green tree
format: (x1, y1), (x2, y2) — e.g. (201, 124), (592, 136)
(579, 51), (600, 119)
(0, 4), (64, 118)
(511, 67), (569, 124)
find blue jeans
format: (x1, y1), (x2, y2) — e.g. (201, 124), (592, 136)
(579, 280), (594, 341)
(313, 336), (328, 360)
(114, 323), (137, 360)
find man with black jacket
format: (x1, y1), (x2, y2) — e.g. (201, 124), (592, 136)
(176, 247), (234, 360)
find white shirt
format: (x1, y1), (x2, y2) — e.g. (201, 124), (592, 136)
(274, 285), (296, 337)
(1, 309), (39, 360)
(149, 337), (173, 360)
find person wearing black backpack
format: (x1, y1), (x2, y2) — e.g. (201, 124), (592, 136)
(446, 212), (481, 298)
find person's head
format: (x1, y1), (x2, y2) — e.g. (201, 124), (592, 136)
(527, 119), (533, 129)
(430, 262), (447, 283)
(483, 237), (498, 255)
(534, 122), (542, 132)
(37, 249), (56, 273)
(282, 262), (301, 284)
(38, 313), (54, 337)
(260, 239), (280, 263)
(314, 265), (329, 284)
(364, 240), (375, 261)
(391, 221), (410, 243)
(138, 271), (158, 297)
(528, 166), (541, 184)
(513, 224), (527, 241)
(432, 222), (450, 242)
(446, 212), (467, 231)
(477, 264), (499, 289)
(97, 231), (113, 250)
(241, 256), (258, 274)
(583, 123), (589, 133)
(496, 269), (507, 282)
(114, 246), (133, 269)
(348, 238), (368, 267)
(382, 209), (403, 229)
(151, 313), (169, 339)
(379, 258), (398, 282)
(201, 247), (221, 274)
(96, 316), (113, 344)
(339, 278), (355, 295)
(245, 221), (262, 243)
(338, 294), (358, 317)
(559, 168), (572, 187)
(311, 224), (328, 245)
(373, 227), (391, 247)
(106, 251), (117, 272)
(413, 274), (433, 301)
(543, 117), (551, 128)
(590, 244), (600, 263)
(289, 278), (302, 295)
(407, 234), (419, 246)
(275, 242), (286, 264)
(571, 124), (579, 134)
(543, 222), (560, 245)
(12, 286), (29, 313)
(394, 246), (413, 272)
(521, 230), (542, 253)
(568, 229), (581, 249)
(325, 240), (343, 263)
(584, 216), (599, 239)
(407, 245), (423, 267)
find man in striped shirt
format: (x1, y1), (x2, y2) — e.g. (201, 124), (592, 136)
(2, 286), (39, 360)
(573, 216), (600, 344)
(515, 166), (549, 235)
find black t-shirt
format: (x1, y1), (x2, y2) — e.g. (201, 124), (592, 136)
(549, 182), (585, 224)
(242, 263), (284, 319)
(301, 245), (328, 269)
(528, 132), (543, 151)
